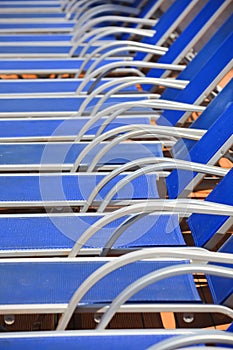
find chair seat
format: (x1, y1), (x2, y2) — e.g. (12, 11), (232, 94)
(0, 142), (163, 165)
(0, 173), (159, 204)
(0, 45), (112, 56)
(0, 117), (150, 139)
(0, 13), (67, 19)
(0, 96), (149, 115)
(0, 58), (133, 74)
(0, 34), (72, 41)
(0, 214), (185, 252)
(0, 37), (107, 55)
(0, 79), (138, 95)
(0, 258), (200, 306)
(0, 23), (74, 31)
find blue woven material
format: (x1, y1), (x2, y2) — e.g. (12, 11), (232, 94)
(0, 4), (60, 9)
(0, 142), (163, 165)
(0, 45), (125, 55)
(172, 78), (233, 159)
(208, 237), (233, 305)
(0, 34), (72, 41)
(0, 214), (185, 250)
(0, 96), (148, 113)
(0, 23), (74, 30)
(188, 169), (233, 247)
(166, 104), (233, 198)
(0, 333), (183, 350)
(0, 173), (159, 202)
(135, 0), (193, 52)
(3, 95), (136, 112)
(0, 259), (200, 305)
(0, 79), (138, 94)
(157, 29), (233, 126)
(143, 0), (226, 81)
(0, 13), (66, 18)
(0, 58), (126, 72)
(0, 43), (122, 56)
(160, 13), (233, 101)
(0, 117), (150, 138)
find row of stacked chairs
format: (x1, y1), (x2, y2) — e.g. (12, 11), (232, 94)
(0, 0), (232, 348)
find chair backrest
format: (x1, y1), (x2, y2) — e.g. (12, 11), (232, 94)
(187, 169), (233, 247)
(114, 0), (164, 38)
(156, 30), (233, 126)
(227, 322), (233, 332)
(160, 12), (233, 87)
(142, 0), (229, 74)
(138, 0), (163, 18)
(172, 78), (233, 159)
(207, 236), (233, 305)
(166, 103), (233, 198)
(134, 0), (196, 49)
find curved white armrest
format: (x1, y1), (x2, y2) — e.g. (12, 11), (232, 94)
(70, 27), (155, 56)
(76, 60), (185, 93)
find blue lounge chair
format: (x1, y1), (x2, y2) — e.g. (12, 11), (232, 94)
(87, 168), (233, 253)
(0, 247), (232, 329)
